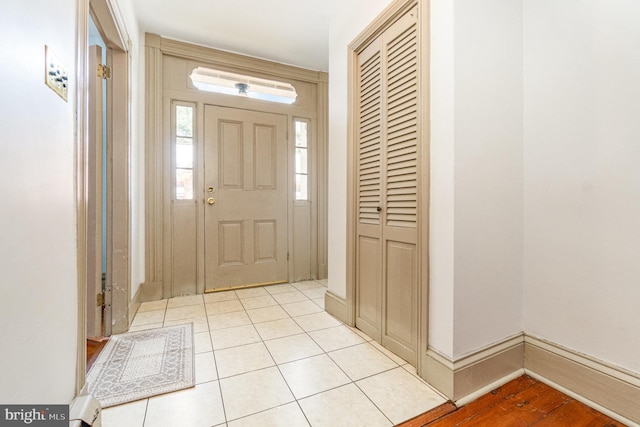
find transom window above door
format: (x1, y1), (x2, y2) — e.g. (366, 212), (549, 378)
(190, 66), (298, 104)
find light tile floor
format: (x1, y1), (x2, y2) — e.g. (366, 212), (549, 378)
(102, 280), (446, 427)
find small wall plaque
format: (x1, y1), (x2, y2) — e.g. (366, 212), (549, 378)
(45, 45), (68, 102)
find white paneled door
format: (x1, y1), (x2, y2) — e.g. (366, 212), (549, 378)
(204, 106), (289, 291)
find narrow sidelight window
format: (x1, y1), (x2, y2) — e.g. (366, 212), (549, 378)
(294, 119), (309, 200)
(174, 103), (195, 200)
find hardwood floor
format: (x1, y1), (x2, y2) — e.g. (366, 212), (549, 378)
(398, 375), (627, 427)
(86, 338), (108, 372)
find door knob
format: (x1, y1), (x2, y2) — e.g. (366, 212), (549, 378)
(207, 197), (215, 205)
(376, 206), (382, 212)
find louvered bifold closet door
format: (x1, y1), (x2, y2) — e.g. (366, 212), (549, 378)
(355, 36), (384, 340)
(380, 7), (419, 364)
(354, 5), (420, 364)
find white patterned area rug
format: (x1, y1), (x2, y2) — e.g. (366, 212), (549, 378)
(86, 324), (194, 408)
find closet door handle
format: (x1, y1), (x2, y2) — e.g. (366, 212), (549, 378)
(376, 207), (382, 212)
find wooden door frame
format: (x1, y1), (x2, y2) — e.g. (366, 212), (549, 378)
(75, 0), (131, 391)
(86, 43), (104, 339)
(89, 0), (131, 335)
(75, 0), (90, 394)
(345, 0), (431, 376)
(142, 35), (328, 300)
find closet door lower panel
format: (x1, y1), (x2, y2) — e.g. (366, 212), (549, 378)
(382, 230), (417, 364)
(355, 230), (382, 340)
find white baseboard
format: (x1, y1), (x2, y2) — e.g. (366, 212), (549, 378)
(139, 281), (163, 302)
(420, 332), (640, 425)
(126, 284), (144, 332)
(324, 290), (348, 323)
(422, 333), (525, 402)
(524, 334), (640, 425)
(455, 369), (525, 407)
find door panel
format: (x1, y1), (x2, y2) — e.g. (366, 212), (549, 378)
(204, 106), (288, 290)
(355, 35), (384, 340)
(380, 7), (419, 364)
(219, 222), (243, 265)
(384, 16), (418, 230)
(357, 40), (383, 228)
(255, 220), (277, 262)
(219, 121), (243, 188)
(383, 240), (417, 361)
(169, 101), (198, 297)
(254, 125), (277, 189)
(172, 202), (198, 295)
(356, 235), (382, 339)
(87, 44), (103, 339)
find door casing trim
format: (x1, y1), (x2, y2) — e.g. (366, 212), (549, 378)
(75, 0), (90, 394)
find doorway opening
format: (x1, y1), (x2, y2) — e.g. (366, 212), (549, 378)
(85, 14), (110, 369)
(77, 0), (131, 385)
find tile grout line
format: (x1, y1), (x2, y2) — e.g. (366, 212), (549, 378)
(215, 285), (329, 424)
(299, 317), (398, 425)
(270, 295), (360, 423)
(262, 287), (335, 426)
(141, 397), (150, 427)
(220, 287), (291, 422)
(260, 326), (311, 425)
(205, 294), (230, 425)
(353, 378), (396, 425)
(133, 283), (408, 426)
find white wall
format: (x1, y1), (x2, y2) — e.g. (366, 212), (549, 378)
(451, 0), (524, 357)
(0, 0), (79, 403)
(523, 0), (640, 373)
(428, 0), (456, 358)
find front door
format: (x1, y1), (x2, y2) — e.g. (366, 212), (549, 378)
(203, 105), (289, 291)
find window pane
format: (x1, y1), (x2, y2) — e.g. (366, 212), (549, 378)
(176, 138), (193, 168)
(176, 106), (193, 137)
(294, 120), (309, 200)
(295, 147), (308, 174)
(176, 169), (193, 200)
(296, 174), (308, 200)
(295, 121), (308, 148)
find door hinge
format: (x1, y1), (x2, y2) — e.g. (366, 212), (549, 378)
(96, 292), (105, 307)
(97, 64), (111, 79)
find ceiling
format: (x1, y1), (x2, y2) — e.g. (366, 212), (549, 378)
(131, 0), (345, 72)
